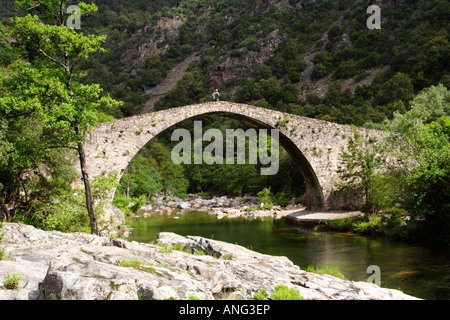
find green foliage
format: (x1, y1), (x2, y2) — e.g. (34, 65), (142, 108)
(3, 273), (20, 290)
(154, 71), (206, 110)
(319, 218), (353, 232)
(338, 130), (383, 212)
(274, 192), (291, 207)
(6, 13), (119, 143)
(35, 173), (118, 233)
(350, 214), (383, 235)
(0, 0), (122, 234)
(116, 139), (188, 201)
(113, 193), (146, 216)
(0, 23), (19, 65)
(270, 285), (304, 300)
(386, 84), (450, 132)
(383, 85), (450, 232)
(255, 285), (304, 300)
(254, 288), (268, 300)
(317, 212), (410, 239)
(118, 256), (145, 268)
(306, 265), (346, 280)
(36, 193), (91, 233)
(375, 73), (414, 107)
(402, 117), (450, 220)
(257, 188), (273, 210)
(152, 242), (208, 256)
(1, 0), (444, 125)
(369, 172), (404, 211)
(329, 84), (448, 242)
(131, 119), (306, 200)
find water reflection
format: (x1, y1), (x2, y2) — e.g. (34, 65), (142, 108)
(128, 211), (450, 300)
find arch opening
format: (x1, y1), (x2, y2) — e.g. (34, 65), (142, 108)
(111, 110), (324, 211)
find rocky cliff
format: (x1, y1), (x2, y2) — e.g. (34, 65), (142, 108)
(0, 223), (419, 300)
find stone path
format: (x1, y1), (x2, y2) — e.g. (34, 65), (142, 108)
(286, 210), (364, 227)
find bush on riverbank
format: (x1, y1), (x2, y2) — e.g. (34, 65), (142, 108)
(257, 188), (274, 210)
(113, 193), (147, 216)
(315, 208), (411, 240)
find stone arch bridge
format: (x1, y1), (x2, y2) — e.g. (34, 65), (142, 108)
(83, 102), (385, 212)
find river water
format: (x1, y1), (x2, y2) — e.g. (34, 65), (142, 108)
(128, 211), (450, 300)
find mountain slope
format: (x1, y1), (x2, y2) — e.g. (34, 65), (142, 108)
(2, 0), (448, 125)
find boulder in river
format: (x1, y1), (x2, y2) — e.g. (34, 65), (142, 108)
(177, 202), (191, 210)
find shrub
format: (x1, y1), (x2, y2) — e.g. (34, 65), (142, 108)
(323, 218), (351, 231)
(3, 273), (20, 290)
(254, 288), (269, 300)
(257, 188), (273, 210)
(37, 191), (91, 234)
(274, 192), (291, 207)
(113, 193), (147, 215)
(379, 208), (410, 239)
(351, 214), (382, 235)
(270, 285), (304, 300)
(383, 208), (407, 227)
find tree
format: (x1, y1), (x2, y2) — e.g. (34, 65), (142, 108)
(375, 72), (414, 107)
(119, 155), (163, 199)
(1, 1), (122, 234)
(338, 130), (383, 212)
(402, 117), (450, 222)
(0, 22), (20, 65)
(384, 85), (450, 227)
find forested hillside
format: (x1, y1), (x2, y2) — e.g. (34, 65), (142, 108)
(0, 0), (448, 240)
(80, 0), (449, 123)
(3, 0), (446, 121)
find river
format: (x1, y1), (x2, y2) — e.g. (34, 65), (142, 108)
(128, 210), (450, 300)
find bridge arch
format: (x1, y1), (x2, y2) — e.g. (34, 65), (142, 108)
(83, 102), (380, 214)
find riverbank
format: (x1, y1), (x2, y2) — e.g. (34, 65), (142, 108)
(0, 223), (420, 300)
(128, 194), (305, 220)
(125, 194), (369, 233)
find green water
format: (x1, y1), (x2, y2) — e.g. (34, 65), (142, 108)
(128, 211), (450, 300)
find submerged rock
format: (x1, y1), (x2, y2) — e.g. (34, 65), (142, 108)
(0, 223), (420, 300)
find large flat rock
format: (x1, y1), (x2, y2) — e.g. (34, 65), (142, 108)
(286, 210), (364, 226)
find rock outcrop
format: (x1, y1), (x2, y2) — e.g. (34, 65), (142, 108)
(0, 223), (419, 300)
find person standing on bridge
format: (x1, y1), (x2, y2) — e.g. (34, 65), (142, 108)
(212, 88), (220, 102)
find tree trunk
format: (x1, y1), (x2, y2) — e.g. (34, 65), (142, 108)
(77, 143), (99, 235)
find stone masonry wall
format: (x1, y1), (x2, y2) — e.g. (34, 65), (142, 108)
(81, 101), (386, 217)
